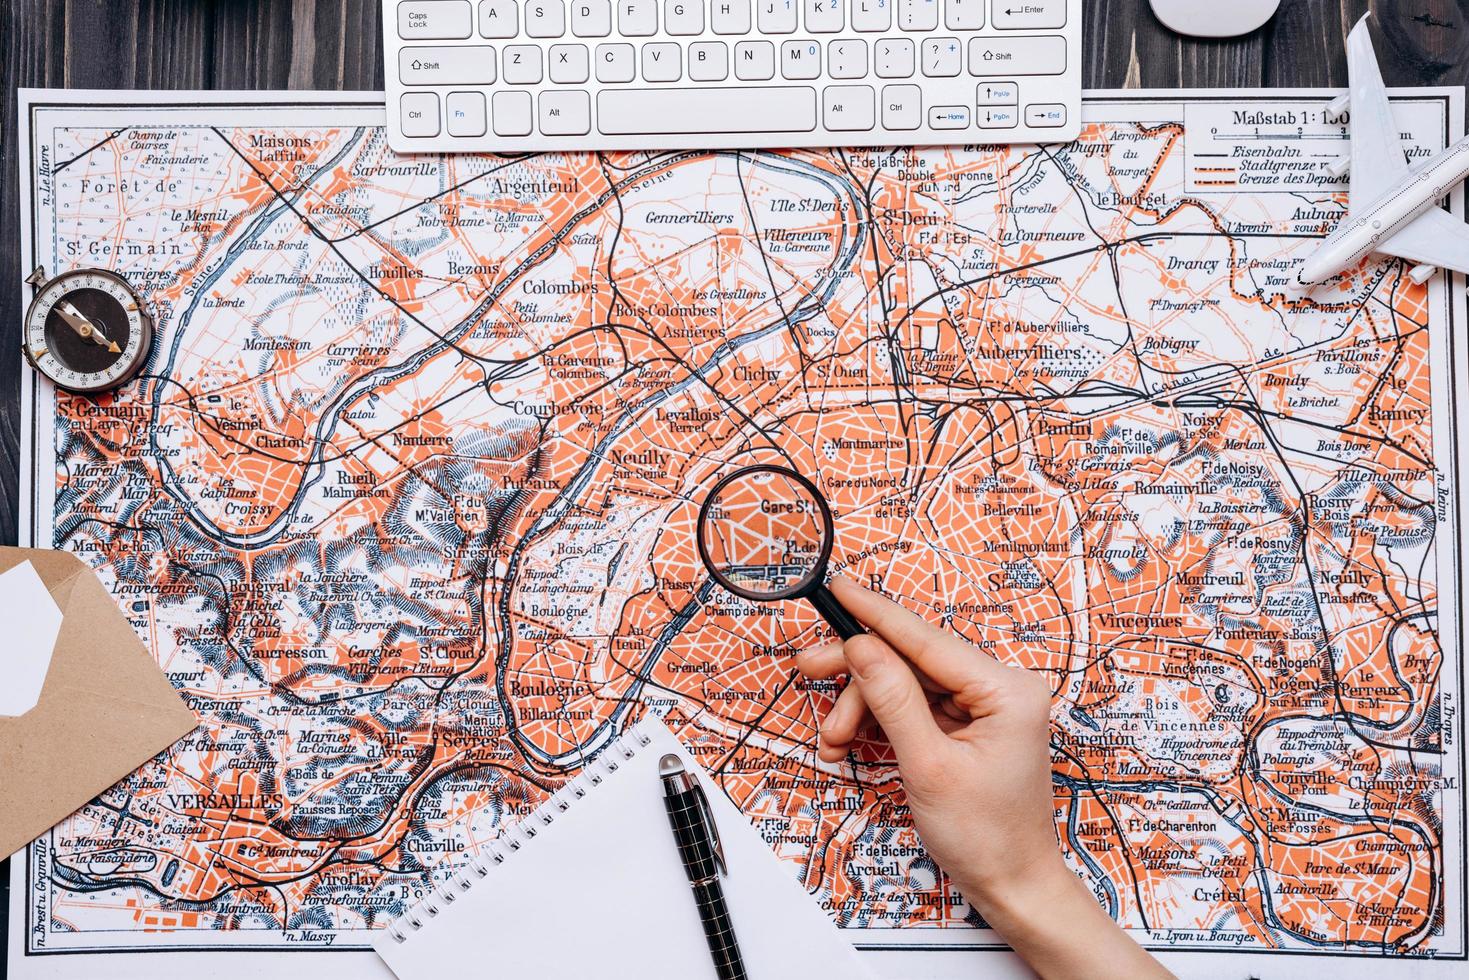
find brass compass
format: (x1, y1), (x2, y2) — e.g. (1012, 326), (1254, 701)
(23, 266), (154, 394)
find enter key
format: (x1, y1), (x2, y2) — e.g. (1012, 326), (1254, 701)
(992, 0), (1067, 30)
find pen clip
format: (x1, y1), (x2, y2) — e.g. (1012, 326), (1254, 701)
(692, 782), (728, 877)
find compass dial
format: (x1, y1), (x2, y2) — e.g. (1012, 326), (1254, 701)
(23, 269), (153, 394)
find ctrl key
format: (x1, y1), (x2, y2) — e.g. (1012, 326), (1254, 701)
(400, 92), (441, 137)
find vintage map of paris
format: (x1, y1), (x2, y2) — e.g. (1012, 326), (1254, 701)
(9, 91), (1466, 977)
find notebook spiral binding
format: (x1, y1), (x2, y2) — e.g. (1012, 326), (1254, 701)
(386, 721), (656, 944)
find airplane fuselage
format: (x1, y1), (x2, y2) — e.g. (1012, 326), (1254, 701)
(1298, 134), (1469, 284)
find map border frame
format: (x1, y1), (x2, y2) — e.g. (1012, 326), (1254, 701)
(8, 88), (1468, 980)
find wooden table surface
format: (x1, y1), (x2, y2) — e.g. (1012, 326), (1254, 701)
(2, 0), (1468, 966)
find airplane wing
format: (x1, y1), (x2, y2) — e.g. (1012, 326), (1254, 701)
(1345, 15), (1410, 209)
(1379, 207), (1469, 276)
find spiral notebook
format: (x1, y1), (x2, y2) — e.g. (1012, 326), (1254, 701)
(373, 717), (874, 980)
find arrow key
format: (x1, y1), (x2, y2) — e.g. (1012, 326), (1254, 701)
(976, 80), (1019, 106)
(1026, 103), (1067, 127)
(977, 105), (1019, 129)
(928, 105), (971, 129)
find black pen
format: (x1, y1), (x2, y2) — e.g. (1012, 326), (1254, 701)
(659, 754), (749, 980)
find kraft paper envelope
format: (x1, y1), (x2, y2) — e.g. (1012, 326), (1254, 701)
(0, 547), (197, 859)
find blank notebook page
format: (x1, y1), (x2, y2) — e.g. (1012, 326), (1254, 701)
(374, 717), (873, 980)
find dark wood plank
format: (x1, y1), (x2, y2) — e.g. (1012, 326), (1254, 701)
(2, 0), (1467, 970)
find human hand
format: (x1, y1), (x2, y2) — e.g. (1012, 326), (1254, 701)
(797, 578), (1173, 980)
(796, 577), (1062, 908)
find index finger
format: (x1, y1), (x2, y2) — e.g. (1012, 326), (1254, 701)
(830, 576), (1008, 691)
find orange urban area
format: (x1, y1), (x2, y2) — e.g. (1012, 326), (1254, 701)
(47, 119), (1444, 952)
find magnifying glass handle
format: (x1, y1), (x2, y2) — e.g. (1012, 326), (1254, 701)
(809, 583), (865, 640)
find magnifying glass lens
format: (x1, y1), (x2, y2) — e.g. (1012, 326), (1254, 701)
(699, 469), (828, 599)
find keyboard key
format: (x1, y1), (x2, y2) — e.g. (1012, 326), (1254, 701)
(665, 0), (704, 34)
(400, 92), (441, 136)
(928, 105), (969, 128)
(898, 0), (938, 30)
(781, 40), (821, 79)
(851, 0), (891, 31)
(947, 0), (985, 28)
(492, 90), (534, 134)
(976, 80), (1019, 105)
(828, 39), (867, 79)
(823, 85), (874, 130)
(643, 42), (683, 81)
(446, 91), (487, 135)
(525, 1), (566, 36)
(922, 37), (961, 76)
(504, 45), (544, 82)
(875, 38), (915, 77)
(572, 0), (612, 35)
(598, 87), (816, 133)
(711, 0), (752, 33)
(735, 40), (776, 79)
(689, 41), (729, 80)
(969, 36), (1065, 75)
(619, 0), (658, 34)
(479, 0), (517, 37)
(977, 104), (1018, 127)
(804, 0), (842, 32)
(597, 42), (636, 81)
(882, 84), (922, 129)
(992, 0), (1065, 29)
(400, 46), (497, 84)
(399, 1), (472, 40)
(540, 91), (591, 134)
(550, 43), (590, 82)
(1026, 102), (1067, 127)
(757, 0), (797, 32)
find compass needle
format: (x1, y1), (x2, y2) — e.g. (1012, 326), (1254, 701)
(57, 299), (119, 350)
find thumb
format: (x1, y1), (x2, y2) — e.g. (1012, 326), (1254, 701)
(842, 634), (941, 762)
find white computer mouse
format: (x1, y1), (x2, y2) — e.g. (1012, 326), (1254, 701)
(1149, 0), (1281, 37)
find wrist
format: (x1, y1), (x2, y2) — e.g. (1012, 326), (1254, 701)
(958, 853), (1079, 930)
(960, 858), (1174, 980)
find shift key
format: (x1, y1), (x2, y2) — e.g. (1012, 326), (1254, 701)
(968, 36), (1065, 75)
(400, 46), (497, 85)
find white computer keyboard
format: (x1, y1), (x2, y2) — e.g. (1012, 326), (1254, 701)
(383, 0), (1082, 153)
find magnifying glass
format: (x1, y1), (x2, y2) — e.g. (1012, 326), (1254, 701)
(696, 464), (864, 640)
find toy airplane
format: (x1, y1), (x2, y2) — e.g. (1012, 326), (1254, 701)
(1297, 14), (1469, 286)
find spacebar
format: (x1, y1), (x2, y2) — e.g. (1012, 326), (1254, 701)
(598, 88), (817, 135)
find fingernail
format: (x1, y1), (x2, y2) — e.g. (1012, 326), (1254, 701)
(795, 643), (831, 666)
